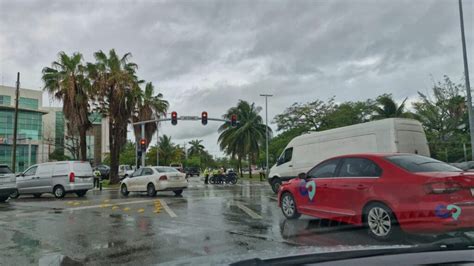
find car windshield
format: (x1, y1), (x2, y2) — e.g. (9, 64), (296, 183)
(0, 166), (13, 174)
(386, 155), (464, 173)
(2, 0), (474, 265)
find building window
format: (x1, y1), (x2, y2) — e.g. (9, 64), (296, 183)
(19, 97), (38, 110)
(0, 95), (11, 106)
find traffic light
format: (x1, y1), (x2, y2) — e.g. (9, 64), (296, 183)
(231, 114), (237, 127)
(171, 111), (178, 125)
(140, 139), (146, 151)
(201, 111), (208, 125)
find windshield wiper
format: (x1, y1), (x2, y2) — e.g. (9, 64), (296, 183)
(231, 234), (474, 266)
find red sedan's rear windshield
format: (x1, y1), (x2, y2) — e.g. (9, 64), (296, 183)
(385, 155), (463, 173)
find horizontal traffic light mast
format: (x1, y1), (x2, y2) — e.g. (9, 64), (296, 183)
(131, 112), (238, 126)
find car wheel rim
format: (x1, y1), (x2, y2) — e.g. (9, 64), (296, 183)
(368, 207), (391, 237)
(55, 188), (63, 197)
(282, 195), (295, 217)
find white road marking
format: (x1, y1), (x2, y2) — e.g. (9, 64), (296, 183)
(67, 199), (155, 212)
(235, 203), (262, 219)
(159, 199), (177, 218)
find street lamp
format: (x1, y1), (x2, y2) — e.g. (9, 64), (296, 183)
(260, 94), (273, 181)
(458, 0), (474, 160)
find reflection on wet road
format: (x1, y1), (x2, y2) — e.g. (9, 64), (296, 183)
(0, 177), (462, 265)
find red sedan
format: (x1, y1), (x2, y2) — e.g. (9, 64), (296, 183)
(278, 153), (474, 240)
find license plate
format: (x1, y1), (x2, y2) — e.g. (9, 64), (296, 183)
(471, 188), (474, 196)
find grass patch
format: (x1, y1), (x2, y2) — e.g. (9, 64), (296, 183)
(101, 179), (120, 189)
(239, 173), (267, 182)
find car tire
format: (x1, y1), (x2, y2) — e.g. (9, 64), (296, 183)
(53, 185), (66, 199)
(33, 193), (42, 198)
(76, 190), (87, 197)
(209, 176), (216, 184)
(364, 203), (401, 241)
(271, 178), (282, 194)
(174, 190), (183, 196)
(281, 192), (301, 219)
(121, 184), (129, 196)
(147, 183), (156, 197)
(10, 189), (19, 199)
(0, 196), (8, 202)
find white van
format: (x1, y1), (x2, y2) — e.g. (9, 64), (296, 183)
(10, 161), (94, 199)
(268, 118), (430, 193)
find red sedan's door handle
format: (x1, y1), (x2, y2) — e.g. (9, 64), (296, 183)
(356, 184), (368, 190)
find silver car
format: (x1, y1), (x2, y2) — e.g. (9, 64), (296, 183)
(10, 161), (94, 199)
(0, 165), (17, 202)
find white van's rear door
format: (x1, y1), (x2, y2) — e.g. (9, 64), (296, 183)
(72, 162), (93, 183)
(396, 130), (430, 156)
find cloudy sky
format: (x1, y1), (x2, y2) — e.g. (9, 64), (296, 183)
(0, 0), (473, 157)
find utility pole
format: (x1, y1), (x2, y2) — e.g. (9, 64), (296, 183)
(260, 94), (273, 180)
(11, 72), (20, 172)
(156, 122), (160, 166)
(459, 0), (474, 161)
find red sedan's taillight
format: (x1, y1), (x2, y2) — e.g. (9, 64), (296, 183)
(424, 181), (462, 194)
(69, 172), (75, 183)
(159, 175), (168, 181)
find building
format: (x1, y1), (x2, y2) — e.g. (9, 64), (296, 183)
(0, 85), (108, 171)
(0, 85), (47, 171)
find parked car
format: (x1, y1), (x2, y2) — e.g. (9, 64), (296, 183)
(278, 153), (473, 241)
(120, 166), (188, 197)
(118, 164), (135, 179)
(10, 161), (94, 199)
(269, 118), (430, 193)
(451, 161), (474, 172)
(0, 165), (17, 202)
(185, 167), (200, 177)
(170, 163), (184, 173)
(94, 164), (110, 180)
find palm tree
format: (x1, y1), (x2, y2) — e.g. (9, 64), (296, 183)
(87, 49), (141, 184)
(42, 52), (92, 161)
(132, 82), (169, 150)
(373, 94), (413, 119)
(158, 135), (176, 166)
(218, 100), (271, 178)
(188, 139), (205, 157)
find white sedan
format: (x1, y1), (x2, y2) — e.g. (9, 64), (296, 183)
(120, 166), (188, 197)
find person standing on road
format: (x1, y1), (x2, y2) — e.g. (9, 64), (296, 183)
(93, 168), (101, 189)
(203, 168), (210, 184)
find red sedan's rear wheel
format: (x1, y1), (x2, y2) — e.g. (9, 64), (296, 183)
(281, 192), (301, 219)
(364, 203), (401, 241)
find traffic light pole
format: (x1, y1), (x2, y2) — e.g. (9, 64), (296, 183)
(141, 124), (145, 167)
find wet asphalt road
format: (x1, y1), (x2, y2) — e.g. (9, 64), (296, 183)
(0, 176), (456, 265)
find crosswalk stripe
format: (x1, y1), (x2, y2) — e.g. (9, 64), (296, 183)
(159, 199), (177, 218)
(235, 203), (262, 219)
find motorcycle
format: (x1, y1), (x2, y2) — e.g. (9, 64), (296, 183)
(209, 172), (238, 185)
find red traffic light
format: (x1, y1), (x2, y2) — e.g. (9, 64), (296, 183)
(231, 114), (237, 127)
(140, 138), (147, 151)
(201, 111), (208, 125)
(171, 111), (178, 125)
(140, 139), (146, 145)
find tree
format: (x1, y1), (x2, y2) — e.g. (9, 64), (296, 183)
(87, 49), (141, 184)
(372, 94), (413, 120)
(188, 139), (205, 157)
(273, 98), (336, 132)
(132, 82), (169, 150)
(42, 52), (92, 160)
(413, 76), (469, 161)
(156, 135), (177, 166)
(218, 100), (271, 177)
(322, 101), (375, 130)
